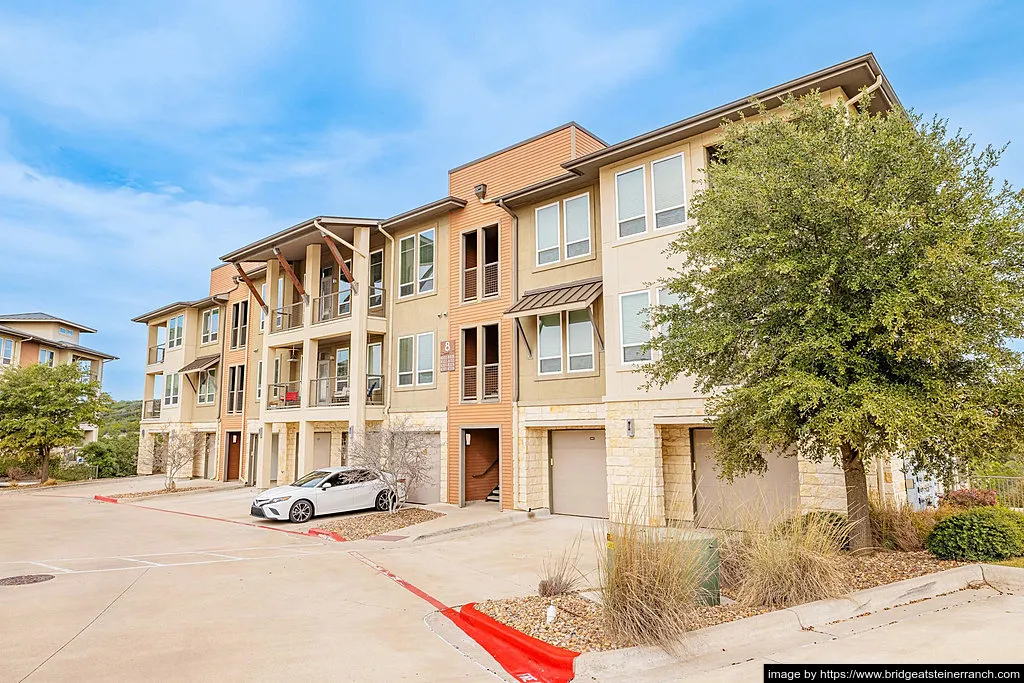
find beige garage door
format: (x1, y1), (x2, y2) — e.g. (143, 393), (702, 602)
(551, 430), (608, 518)
(406, 433), (442, 505)
(692, 428), (799, 528)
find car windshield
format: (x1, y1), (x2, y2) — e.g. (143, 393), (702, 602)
(291, 470), (332, 488)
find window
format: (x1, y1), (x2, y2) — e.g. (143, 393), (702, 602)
(259, 283), (267, 331)
(59, 326), (73, 337)
(369, 250), (384, 308)
(230, 301), (248, 349)
(255, 361), (263, 401)
(616, 166), (647, 237)
(417, 332), (434, 385)
(201, 308), (219, 344)
(657, 287), (681, 335)
(198, 369), (217, 405)
(367, 343), (382, 376)
(397, 336), (414, 387)
(652, 153), (687, 229)
(167, 315), (184, 349)
(273, 357), (281, 385)
(335, 348), (349, 392)
(399, 229), (435, 298)
(227, 365), (245, 413)
(163, 373), (180, 406)
(39, 348), (55, 367)
(462, 225), (499, 301)
(567, 309), (595, 371)
(0, 338), (13, 365)
(564, 193), (591, 259)
(76, 359), (92, 377)
(538, 314), (562, 374)
(620, 291), (652, 363)
(536, 203), (560, 265)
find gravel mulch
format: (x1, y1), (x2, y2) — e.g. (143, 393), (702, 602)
(314, 507), (444, 541)
(107, 486), (215, 500)
(476, 550), (963, 653)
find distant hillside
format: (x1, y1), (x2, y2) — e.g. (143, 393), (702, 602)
(99, 399), (143, 438)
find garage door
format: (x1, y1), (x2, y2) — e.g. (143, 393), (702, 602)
(313, 432), (332, 470)
(551, 430), (608, 518)
(692, 428), (798, 528)
(406, 433), (442, 505)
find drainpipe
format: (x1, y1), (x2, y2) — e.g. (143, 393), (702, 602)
(494, 198), (520, 403)
(845, 74), (883, 114)
(376, 222), (396, 417)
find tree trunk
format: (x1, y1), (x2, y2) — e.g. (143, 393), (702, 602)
(840, 442), (872, 551)
(40, 446), (51, 482)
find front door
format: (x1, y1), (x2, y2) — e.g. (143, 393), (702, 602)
(316, 358), (332, 404)
(319, 266), (335, 322)
(226, 432), (241, 480)
(313, 432), (332, 469)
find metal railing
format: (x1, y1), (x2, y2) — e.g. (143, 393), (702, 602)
(310, 377), (350, 407)
(483, 262), (499, 298)
(313, 290), (352, 324)
(483, 362), (499, 401)
(147, 345), (165, 365)
(368, 286), (386, 312)
(142, 399), (161, 420)
(462, 365), (478, 401)
(366, 374), (385, 406)
(271, 301), (305, 333)
(463, 266), (477, 301)
(267, 381), (302, 409)
(970, 476), (1024, 508)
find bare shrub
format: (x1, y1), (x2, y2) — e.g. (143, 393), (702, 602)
(163, 427), (199, 491)
(347, 418), (435, 513)
(598, 491), (716, 651)
(721, 510), (850, 608)
(539, 536), (583, 597)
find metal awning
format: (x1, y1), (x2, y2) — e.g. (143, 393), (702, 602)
(179, 355), (220, 374)
(505, 277), (603, 318)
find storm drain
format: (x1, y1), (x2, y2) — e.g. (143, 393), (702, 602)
(0, 574), (55, 586)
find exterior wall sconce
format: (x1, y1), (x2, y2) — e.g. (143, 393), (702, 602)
(626, 419), (635, 438)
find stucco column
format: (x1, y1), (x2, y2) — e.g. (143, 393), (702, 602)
(303, 243), (321, 328)
(349, 226), (371, 438)
(256, 422), (274, 488)
(297, 420), (314, 477)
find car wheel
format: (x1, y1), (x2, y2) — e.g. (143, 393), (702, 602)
(375, 490), (396, 511)
(289, 499), (314, 523)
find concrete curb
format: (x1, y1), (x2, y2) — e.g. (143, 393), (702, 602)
(573, 563), (1014, 681)
(461, 603), (579, 675)
(116, 483), (247, 502)
(410, 509), (551, 543)
(307, 528), (347, 542)
(94, 495), (118, 504)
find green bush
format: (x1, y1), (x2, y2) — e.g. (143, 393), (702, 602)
(925, 507), (1024, 561)
(81, 436), (138, 478)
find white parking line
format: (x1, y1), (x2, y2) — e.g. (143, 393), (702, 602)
(29, 561), (72, 574)
(121, 558), (166, 567)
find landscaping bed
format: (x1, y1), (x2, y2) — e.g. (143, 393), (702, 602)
(107, 486), (215, 500)
(313, 507), (444, 541)
(476, 550), (961, 653)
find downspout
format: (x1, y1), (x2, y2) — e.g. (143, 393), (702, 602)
(376, 222), (396, 417)
(494, 198), (520, 403)
(845, 74), (883, 115)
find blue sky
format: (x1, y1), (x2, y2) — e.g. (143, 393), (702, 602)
(1, 1), (1022, 400)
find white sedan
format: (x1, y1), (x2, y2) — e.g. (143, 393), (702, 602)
(250, 466), (405, 523)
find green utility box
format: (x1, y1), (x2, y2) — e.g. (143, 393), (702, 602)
(605, 527), (721, 606)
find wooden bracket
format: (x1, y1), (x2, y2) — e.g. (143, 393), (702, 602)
(273, 248), (310, 305)
(234, 264), (268, 314)
(322, 234), (356, 291)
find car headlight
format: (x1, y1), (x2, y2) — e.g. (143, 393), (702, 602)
(267, 496), (291, 504)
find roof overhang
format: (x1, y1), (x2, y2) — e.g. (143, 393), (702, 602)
(0, 315), (96, 333)
(497, 172), (595, 210)
(505, 277), (603, 318)
(132, 294), (229, 324)
(563, 53), (899, 176)
(179, 354), (220, 374)
(0, 324), (31, 340)
(381, 196), (467, 230)
(220, 216), (380, 264)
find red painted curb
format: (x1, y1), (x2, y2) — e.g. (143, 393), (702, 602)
(94, 495), (118, 504)
(461, 602), (579, 679)
(307, 528), (347, 542)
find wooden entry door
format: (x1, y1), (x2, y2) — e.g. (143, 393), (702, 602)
(226, 432), (241, 480)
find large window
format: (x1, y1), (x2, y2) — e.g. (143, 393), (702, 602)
(567, 309), (595, 371)
(652, 153), (687, 230)
(399, 229), (435, 298)
(230, 301), (248, 349)
(538, 314), (562, 374)
(397, 333), (434, 387)
(255, 361), (263, 401)
(227, 365), (245, 414)
(398, 336), (414, 386)
(620, 291), (652, 363)
(201, 308), (219, 345)
(259, 283), (267, 331)
(39, 348), (55, 367)
(564, 193), (591, 259)
(535, 193), (591, 266)
(163, 373), (180, 406)
(369, 250), (384, 308)
(198, 369), (217, 405)
(167, 315), (184, 349)
(536, 203), (560, 266)
(657, 287), (681, 335)
(335, 348), (349, 392)
(536, 310), (595, 375)
(615, 167), (647, 238)
(1, 338), (14, 365)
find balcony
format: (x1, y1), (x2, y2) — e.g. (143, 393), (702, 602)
(271, 302), (304, 333)
(463, 267), (477, 302)
(462, 365), (477, 402)
(366, 374), (385, 406)
(312, 291), (352, 325)
(142, 400), (161, 420)
(147, 345), (165, 365)
(483, 262), (499, 298)
(483, 363), (499, 401)
(267, 381), (301, 409)
(310, 376), (350, 407)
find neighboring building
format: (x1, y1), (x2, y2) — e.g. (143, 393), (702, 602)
(133, 53), (911, 523)
(0, 312), (118, 442)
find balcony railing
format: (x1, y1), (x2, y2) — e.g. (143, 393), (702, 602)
(483, 363), (499, 401)
(462, 365), (477, 401)
(313, 290), (352, 324)
(147, 345), (165, 365)
(368, 286), (385, 312)
(483, 262), (499, 298)
(463, 266), (477, 301)
(142, 400), (161, 420)
(310, 377), (350, 407)
(366, 374), (385, 406)
(271, 301), (304, 333)
(267, 381), (301, 409)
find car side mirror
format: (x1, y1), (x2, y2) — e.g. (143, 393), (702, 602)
(321, 482), (332, 489)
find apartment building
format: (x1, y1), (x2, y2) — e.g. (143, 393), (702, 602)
(0, 312), (117, 442)
(134, 53), (910, 524)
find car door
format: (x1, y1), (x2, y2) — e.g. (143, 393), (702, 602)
(347, 469), (382, 509)
(314, 473), (349, 515)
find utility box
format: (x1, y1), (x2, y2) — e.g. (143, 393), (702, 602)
(605, 527), (721, 606)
